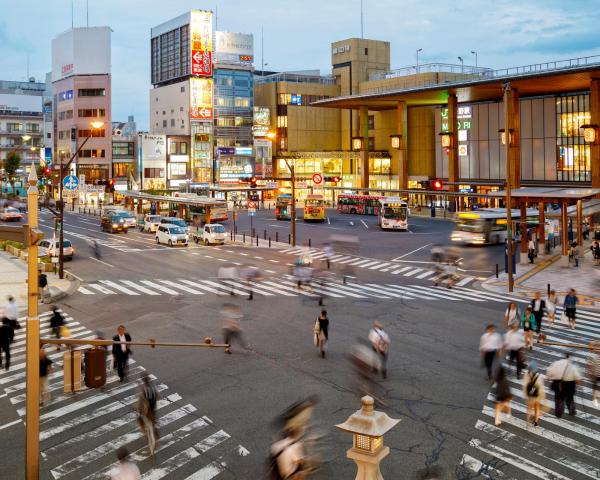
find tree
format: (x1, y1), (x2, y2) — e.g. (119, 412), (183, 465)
(4, 151), (21, 195)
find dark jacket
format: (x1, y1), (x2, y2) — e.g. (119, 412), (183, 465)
(112, 333), (132, 358)
(0, 324), (11, 347)
(530, 299), (546, 317)
(49, 311), (65, 329)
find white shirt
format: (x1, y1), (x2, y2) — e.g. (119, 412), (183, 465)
(479, 332), (502, 352)
(4, 301), (18, 321)
(119, 334), (127, 353)
(369, 328), (390, 351)
(505, 307), (519, 325)
(109, 461), (141, 480)
(533, 299), (541, 312)
(528, 240), (535, 250)
(547, 359), (582, 382)
(504, 330), (525, 350)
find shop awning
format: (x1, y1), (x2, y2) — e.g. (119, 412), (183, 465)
(546, 199), (600, 218)
(122, 191), (227, 208)
(488, 187), (600, 201)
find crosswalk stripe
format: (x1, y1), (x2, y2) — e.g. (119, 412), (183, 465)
(346, 283), (400, 298)
(180, 280), (226, 295)
(365, 284), (420, 299)
(309, 252), (327, 259)
(120, 280), (161, 295)
(331, 255), (354, 263)
(159, 280), (205, 295)
(323, 282), (389, 299)
(140, 280), (180, 295)
(359, 260), (383, 268)
(337, 256), (360, 264)
(431, 286), (500, 302)
(416, 270), (435, 279)
(211, 279), (276, 296)
(311, 282), (367, 298)
(368, 262), (392, 270)
(99, 280), (140, 295)
(87, 283), (116, 294)
(278, 279), (344, 298)
(469, 438), (571, 480)
(347, 259), (374, 267)
(460, 453), (516, 479)
(390, 266), (412, 274)
(183, 457), (227, 480)
(402, 268), (423, 277)
(77, 286), (95, 294)
(226, 279), (296, 297)
(260, 280), (316, 297)
(455, 276), (475, 286)
(399, 285), (483, 301)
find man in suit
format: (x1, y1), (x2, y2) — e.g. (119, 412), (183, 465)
(531, 291), (546, 341)
(112, 325), (132, 382)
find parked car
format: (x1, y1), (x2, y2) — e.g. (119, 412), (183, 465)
(160, 217), (190, 233)
(139, 214), (162, 233)
(0, 207), (23, 222)
(155, 224), (189, 247)
(38, 239), (75, 260)
(191, 223), (226, 245)
(101, 214), (128, 233)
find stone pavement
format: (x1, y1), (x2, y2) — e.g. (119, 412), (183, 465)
(0, 251), (77, 313)
(482, 249), (600, 309)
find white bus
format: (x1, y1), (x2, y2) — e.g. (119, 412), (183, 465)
(378, 197), (409, 230)
(451, 208), (539, 245)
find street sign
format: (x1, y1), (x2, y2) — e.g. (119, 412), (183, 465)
(296, 181), (308, 189)
(266, 182), (279, 189)
(312, 173), (323, 185)
(62, 175), (79, 191)
(248, 200), (256, 215)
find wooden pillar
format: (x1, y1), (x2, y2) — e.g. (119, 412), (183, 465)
(520, 202), (528, 264)
(136, 198), (143, 215)
(447, 94), (459, 192)
(590, 79), (600, 188)
(561, 200), (569, 257)
(178, 204), (184, 218)
(576, 199), (583, 246)
(397, 101), (408, 190)
(538, 201), (545, 249)
(360, 106), (369, 190)
(503, 85), (521, 188)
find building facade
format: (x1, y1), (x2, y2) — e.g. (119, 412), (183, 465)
(112, 115), (138, 195)
(51, 27), (112, 184)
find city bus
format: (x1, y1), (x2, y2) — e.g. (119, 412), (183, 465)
(303, 194), (326, 222)
(275, 194), (292, 220)
(378, 197), (409, 230)
(337, 194), (384, 215)
(188, 204), (228, 224)
(451, 208), (539, 245)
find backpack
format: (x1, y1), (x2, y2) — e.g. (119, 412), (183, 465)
(526, 373), (539, 397)
(39, 274), (48, 288)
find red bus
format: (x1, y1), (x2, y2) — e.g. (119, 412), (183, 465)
(337, 194), (384, 215)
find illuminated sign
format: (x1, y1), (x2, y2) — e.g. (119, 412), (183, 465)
(190, 78), (213, 120)
(441, 106), (472, 132)
(61, 64), (74, 76)
(291, 94), (302, 106)
(252, 107), (271, 137)
(190, 10), (213, 76)
(235, 147), (253, 156)
(458, 145), (468, 156)
(59, 90), (74, 102)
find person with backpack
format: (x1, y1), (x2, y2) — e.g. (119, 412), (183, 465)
(479, 325), (502, 381)
(494, 366), (512, 426)
(521, 307), (536, 351)
(49, 306), (66, 352)
(547, 353), (582, 418)
(523, 361), (545, 427)
(38, 271), (49, 303)
(313, 310), (329, 359)
(504, 322), (525, 379)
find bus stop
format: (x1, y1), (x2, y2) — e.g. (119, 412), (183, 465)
(489, 187), (600, 265)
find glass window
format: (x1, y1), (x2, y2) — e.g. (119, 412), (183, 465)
(556, 93), (591, 182)
(169, 141), (177, 154)
(180, 142), (187, 154)
(78, 88), (105, 97)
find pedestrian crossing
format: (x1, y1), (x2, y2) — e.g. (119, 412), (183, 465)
(77, 278), (503, 302)
(277, 246), (478, 285)
(459, 303), (600, 480)
(0, 310), (250, 479)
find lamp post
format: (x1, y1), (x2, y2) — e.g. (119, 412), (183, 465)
(283, 158), (296, 247)
(471, 50), (478, 70)
(58, 121), (104, 278)
(458, 56), (464, 73)
(416, 48), (422, 73)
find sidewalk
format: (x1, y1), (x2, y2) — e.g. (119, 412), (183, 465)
(482, 250), (600, 308)
(0, 251), (78, 312)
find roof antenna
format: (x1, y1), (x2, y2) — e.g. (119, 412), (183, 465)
(360, 0), (364, 38)
(87, 0), (89, 27)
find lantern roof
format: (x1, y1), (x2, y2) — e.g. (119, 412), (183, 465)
(336, 396), (400, 437)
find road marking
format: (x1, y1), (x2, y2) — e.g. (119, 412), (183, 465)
(455, 276), (475, 286)
(120, 280), (161, 295)
(268, 259), (279, 263)
(460, 454), (516, 479)
(222, 280), (281, 296)
(87, 283), (116, 295)
(391, 243), (433, 261)
(368, 262), (391, 270)
(402, 268), (423, 277)
(265, 269), (276, 273)
(99, 280), (140, 295)
(180, 280), (224, 295)
(260, 280), (315, 297)
(77, 286), (95, 294)
(0, 419), (22, 430)
(139, 280), (180, 295)
(390, 266), (413, 274)
(349, 259), (376, 267)
(89, 257), (114, 267)
(360, 220), (369, 229)
(416, 270), (435, 279)
(327, 216), (330, 224)
(159, 280), (205, 295)
(337, 256), (360, 264)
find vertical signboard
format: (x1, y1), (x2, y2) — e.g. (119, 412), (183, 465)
(190, 10), (213, 76)
(190, 78), (214, 120)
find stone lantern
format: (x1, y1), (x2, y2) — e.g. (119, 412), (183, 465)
(336, 395), (400, 480)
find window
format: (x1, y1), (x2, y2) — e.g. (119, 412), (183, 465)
(556, 93), (591, 182)
(144, 168), (164, 178)
(7, 123), (22, 132)
(78, 108), (105, 117)
(216, 117), (235, 127)
(368, 137), (375, 151)
(368, 115), (375, 130)
(277, 116), (288, 128)
(58, 131), (64, 140)
(171, 119), (175, 127)
(46, 133), (51, 139)
(180, 142), (187, 154)
(78, 88), (105, 97)
(234, 97), (250, 108)
(79, 149), (106, 158)
(113, 162), (130, 177)
(113, 142), (134, 156)
(180, 86), (185, 92)
(58, 111), (73, 121)
(169, 141), (177, 154)
(26, 123), (40, 133)
(78, 129), (105, 138)
(162, 120), (167, 128)
(169, 163), (187, 176)
(364, 47), (368, 55)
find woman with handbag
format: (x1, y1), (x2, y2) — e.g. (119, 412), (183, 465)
(313, 310), (329, 358)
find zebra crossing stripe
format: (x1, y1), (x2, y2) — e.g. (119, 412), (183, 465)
(159, 280), (205, 295)
(347, 259), (374, 267)
(310, 282), (367, 298)
(140, 280), (180, 295)
(399, 285), (484, 301)
(431, 286), (498, 302)
(455, 276), (475, 286)
(365, 284), (420, 300)
(460, 454), (515, 479)
(183, 457), (227, 480)
(358, 260), (382, 268)
(180, 280), (226, 295)
(416, 270), (435, 279)
(331, 255), (354, 263)
(87, 283), (117, 295)
(368, 262), (392, 270)
(120, 280), (161, 295)
(278, 279), (345, 298)
(99, 280), (140, 295)
(323, 282), (389, 299)
(346, 283), (400, 298)
(469, 438), (571, 480)
(337, 256), (361, 264)
(260, 280), (316, 297)
(402, 268), (423, 277)
(77, 286), (95, 294)
(390, 266), (412, 274)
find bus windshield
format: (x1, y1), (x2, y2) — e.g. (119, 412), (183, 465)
(383, 207), (407, 220)
(305, 199), (323, 207)
(455, 218), (485, 232)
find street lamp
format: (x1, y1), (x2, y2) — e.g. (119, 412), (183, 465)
(58, 120), (104, 279)
(389, 134), (402, 150)
(458, 56), (464, 72)
(282, 158), (296, 247)
(580, 124), (599, 144)
(471, 50), (478, 70)
(416, 48), (423, 73)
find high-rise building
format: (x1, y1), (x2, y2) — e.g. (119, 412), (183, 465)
(51, 27), (112, 185)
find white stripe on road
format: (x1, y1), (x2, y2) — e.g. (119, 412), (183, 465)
(346, 259), (373, 267)
(120, 280), (161, 295)
(336, 257), (360, 264)
(360, 220), (369, 229)
(402, 268), (423, 277)
(416, 270), (435, 279)
(140, 280), (180, 295)
(460, 454), (515, 479)
(278, 279), (344, 298)
(77, 286), (95, 294)
(368, 262), (392, 270)
(392, 243), (433, 261)
(358, 260), (382, 268)
(86, 283), (116, 294)
(184, 458), (227, 480)
(220, 279), (279, 296)
(388, 285), (461, 301)
(99, 280), (140, 295)
(432, 286), (506, 303)
(260, 280), (316, 297)
(390, 266), (413, 274)
(0, 419), (22, 431)
(455, 276), (475, 286)
(322, 282), (389, 299)
(180, 280), (225, 295)
(159, 280), (205, 295)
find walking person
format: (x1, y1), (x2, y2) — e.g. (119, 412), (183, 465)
(563, 288), (578, 329)
(109, 447), (141, 480)
(530, 291), (545, 341)
(313, 310), (329, 358)
(112, 325), (132, 382)
(221, 304), (246, 354)
(546, 290), (557, 327)
(504, 322), (525, 379)
(547, 353), (582, 418)
(572, 242), (581, 267)
(503, 302), (520, 329)
(49, 306), (65, 351)
(323, 243), (334, 270)
(528, 237), (536, 264)
(523, 361), (545, 427)
(40, 348), (53, 406)
(0, 320), (11, 371)
(369, 321), (390, 378)
(2, 295), (19, 343)
(587, 341), (600, 407)
(38, 271), (49, 303)
(479, 325), (502, 381)
(494, 366), (513, 426)
(521, 307), (536, 351)
(592, 240), (600, 266)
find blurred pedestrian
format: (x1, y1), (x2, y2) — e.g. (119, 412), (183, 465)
(40, 348), (52, 406)
(586, 341), (600, 407)
(323, 243), (334, 269)
(112, 325), (132, 382)
(49, 306), (65, 352)
(547, 353), (582, 418)
(528, 238), (536, 263)
(2, 295), (19, 343)
(38, 271), (49, 303)
(546, 290), (557, 326)
(0, 320), (11, 371)
(494, 366), (512, 426)
(368, 321), (389, 378)
(504, 322), (525, 379)
(523, 361), (544, 427)
(563, 289), (578, 329)
(221, 304), (245, 354)
(530, 291), (545, 341)
(521, 307), (536, 351)
(503, 302), (520, 329)
(572, 242), (581, 267)
(240, 265), (261, 300)
(218, 263), (238, 296)
(313, 310), (329, 358)
(109, 447), (141, 480)
(479, 325), (502, 381)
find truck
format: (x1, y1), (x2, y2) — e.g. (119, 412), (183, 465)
(191, 223), (227, 245)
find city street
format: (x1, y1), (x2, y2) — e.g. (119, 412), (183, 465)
(1, 208), (598, 478)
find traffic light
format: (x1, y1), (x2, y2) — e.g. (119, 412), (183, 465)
(432, 179), (443, 190)
(250, 176), (257, 189)
(106, 179), (115, 193)
(44, 167), (51, 176)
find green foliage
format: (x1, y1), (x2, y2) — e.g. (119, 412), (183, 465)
(4, 152), (22, 190)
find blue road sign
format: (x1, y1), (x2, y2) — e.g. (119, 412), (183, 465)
(62, 175), (79, 190)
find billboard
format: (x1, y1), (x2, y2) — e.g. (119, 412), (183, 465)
(215, 32), (253, 64)
(190, 10), (213, 76)
(51, 27), (111, 82)
(252, 107), (271, 137)
(190, 78), (213, 120)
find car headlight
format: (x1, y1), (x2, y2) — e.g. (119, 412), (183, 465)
(112, 224), (118, 228)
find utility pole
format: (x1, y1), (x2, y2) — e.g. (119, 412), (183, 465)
(503, 83), (514, 292)
(284, 159), (296, 247)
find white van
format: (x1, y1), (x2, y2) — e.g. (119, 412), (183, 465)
(155, 225), (189, 247)
(192, 223), (226, 245)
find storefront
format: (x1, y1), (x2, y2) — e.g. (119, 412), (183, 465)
(216, 146), (255, 184)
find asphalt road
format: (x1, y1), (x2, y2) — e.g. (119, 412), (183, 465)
(1, 208), (598, 479)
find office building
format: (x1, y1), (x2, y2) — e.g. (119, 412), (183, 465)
(112, 115), (138, 194)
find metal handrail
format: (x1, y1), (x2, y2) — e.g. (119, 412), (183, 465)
(255, 73), (337, 85)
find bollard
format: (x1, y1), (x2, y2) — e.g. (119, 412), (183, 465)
(309, 238), (311, 248)
(288, 233), (291, 245)
(264, 229), (267, 240)
(256, 235), (259, 246)
(231, 230), (233, 241)
(548, 283), (551, 296)
(269, 237), (271, 248)
(496, 263), (499, 278)
(276, 231), (279, 243)
(243, 233), (245, 243)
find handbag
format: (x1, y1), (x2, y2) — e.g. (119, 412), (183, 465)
(60, 325), (71, 338)
(560, 312), (568, 324)
(313, 319), (320, 346)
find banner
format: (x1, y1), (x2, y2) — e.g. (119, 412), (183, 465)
(190, 10), (213, 76)
(190, 78), (213, 120)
